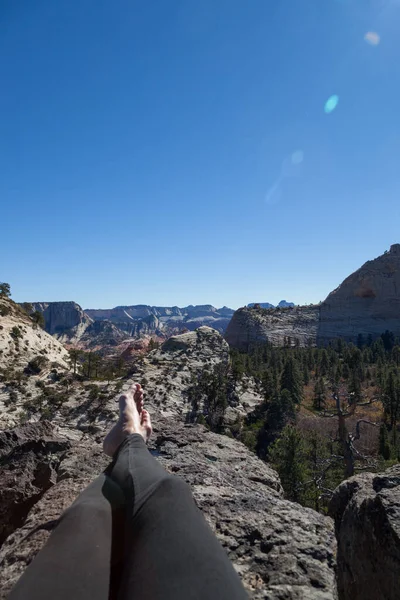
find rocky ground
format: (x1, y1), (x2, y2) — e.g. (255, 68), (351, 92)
(0, 319), (338, 599)
(0, 298), (69, 370)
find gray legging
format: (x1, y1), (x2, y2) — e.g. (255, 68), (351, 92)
(9, 434), (248, 599)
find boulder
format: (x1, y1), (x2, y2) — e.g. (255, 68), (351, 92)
(329, 464), (400, 600)
(0, 422), (71, 547)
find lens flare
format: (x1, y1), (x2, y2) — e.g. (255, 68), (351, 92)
(291, 150), (304, 165)
(364, 32), (380, 46)
(324, 95), (339, 114)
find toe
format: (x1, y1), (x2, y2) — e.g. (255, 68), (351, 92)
(141, 409), (151, 425)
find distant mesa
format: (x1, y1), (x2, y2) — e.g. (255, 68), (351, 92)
(247, 300), (295, 309)
(277, 300), (295, 308)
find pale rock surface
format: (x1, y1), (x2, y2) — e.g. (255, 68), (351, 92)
(318, 244), (400, 343)
(226, 305), (319, 349)
(29, 301), (93, 344)
(0, 298), (69, 369)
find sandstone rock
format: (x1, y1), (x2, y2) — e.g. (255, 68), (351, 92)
(162, 326), (228, 353)
(0, 419), (337, 600)
(226, 305), (319, 349)
(318, 244), (400, 343)
(28, 303), (235, 350)
(29, 301), (93, 344)
(329, 464), (400, 600)
(227, 245), (400, 348)
(0, 298), (69, 369)
(84, 304), (234, 335)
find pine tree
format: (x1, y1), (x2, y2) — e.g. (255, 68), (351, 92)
(382, 368), (400, 431)
(280, 356), (303, 403)
(68, 348), (81, 375)
(319, 350), (330, 377)
(313, 378), (326, 410)
(348, 368), (362, 403)
(267, 389), (295, 433)
(302, 362), (310, 386)
(378, 424), (391, 460)
(0, 282), (11, 297)
(269, 425), (307, 503)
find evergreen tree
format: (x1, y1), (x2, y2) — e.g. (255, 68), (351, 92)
(0, 282), (11, 297)
(357, 333), (365, 349)
(303, 363), (310, 386)
(269, 425), (307, 503)
(348, 368), (362, 403)
(31, 310), (45, 329)
(68, 348), (81, 375)
(266, 389), (295, 433)
(382, 368), (400, 431)
(319, 349), (330, 377)
(382, 330), (396, 352)
(280, 356), (303, 403)
(378, 424), (391, 460)
(392, 346), (400, 367)
(202, 364), (228, 432)
(313, 378), (326, 410)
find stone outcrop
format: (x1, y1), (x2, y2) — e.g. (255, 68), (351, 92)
(0, 419), (337, 600)
(329, 464), (400, 600)
(227, 245), (400, 348)
(226, 305), (319, 349)
(318, 244), (400, 343)
(0, 298), (69, 369)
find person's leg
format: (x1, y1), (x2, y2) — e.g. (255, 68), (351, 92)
(104, 383), (248, 600)
(8, 473), (126, 600)
(110, 435), (248, 600)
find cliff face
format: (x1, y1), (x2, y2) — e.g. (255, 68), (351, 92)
(318, 244), (400, 343)
(27, 303), (234, 350)
(85, 304), (234, 334)
(30, 301), (93, 343)
(225, 305), (319, 349)
(227, 245), (400, 349)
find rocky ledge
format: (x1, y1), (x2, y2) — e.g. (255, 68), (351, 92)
(0, 418), (337, 599)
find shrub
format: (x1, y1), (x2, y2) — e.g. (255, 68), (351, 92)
(26, 355), (48, 375)
(9, 390), (18, 403)
(88, 385), (100, 400)
(10, 326), (22, 340)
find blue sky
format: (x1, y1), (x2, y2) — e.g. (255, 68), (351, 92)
(1, 0), (400, 309)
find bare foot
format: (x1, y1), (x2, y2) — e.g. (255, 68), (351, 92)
(103, 383), (152, 457)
